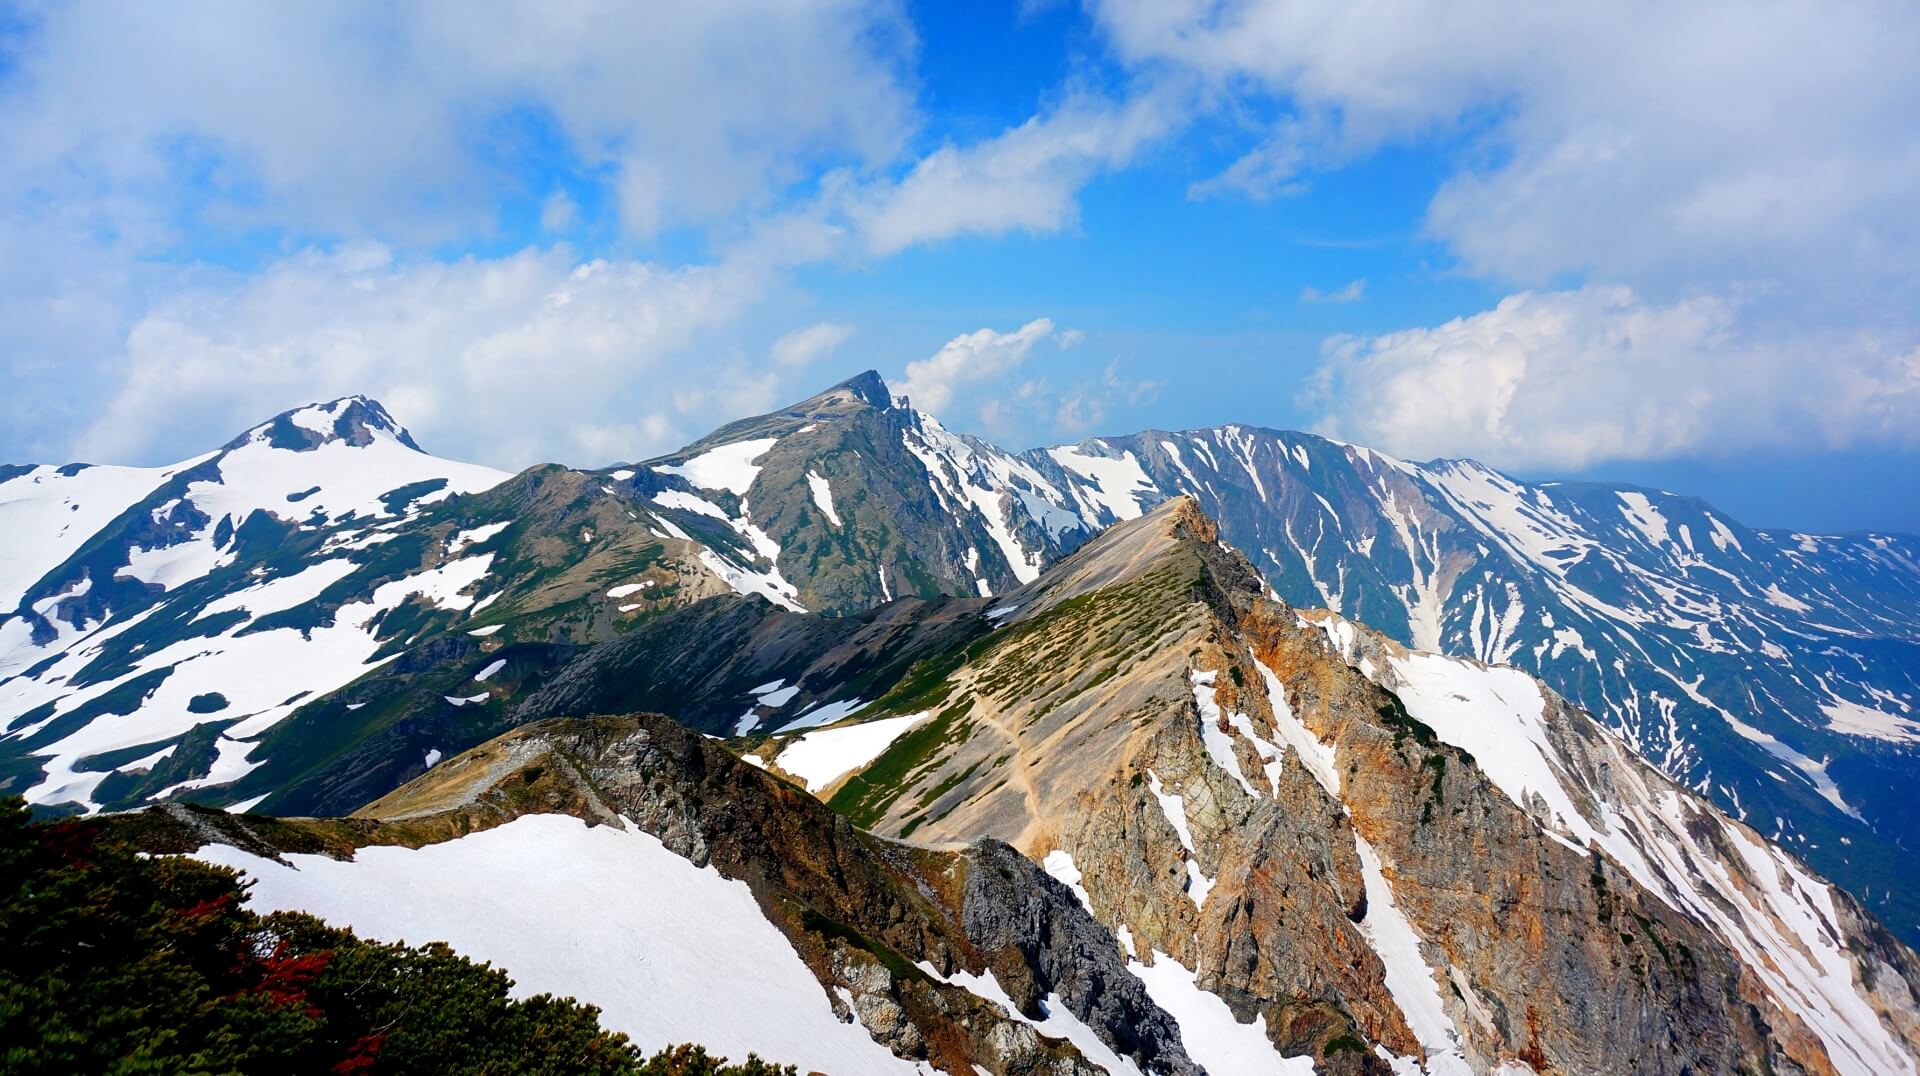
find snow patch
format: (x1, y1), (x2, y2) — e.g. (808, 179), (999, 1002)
(780, 697), (867, 731)
(659, 438), (778, 495)
(776, 712), (929, 792)
(807, 471), (842, 527)
(1046, 445), (1156, 521)
(1127, 951), (1312, 1074)
(193, 814), (921, 1075)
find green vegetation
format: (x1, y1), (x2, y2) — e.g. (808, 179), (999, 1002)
(0, 797), (792, 1074)
(827, 700), (976, 827)
(1375, 689), (1439, 750)
(794, 908), (928, 985)
(1321, 1032), (1369, 1056)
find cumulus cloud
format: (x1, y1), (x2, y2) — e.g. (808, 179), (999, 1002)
(74, 244), (781, 469)
(0, 1), (915, 245)
(1309, 286), (1920, 470)
(850, 92), (1178, 255)
(1093, 0), (1920, 466)
(771, 322), (855, 368)
(0, 5), (1194, 468)
(1092, 0), (1920, 297)
(894, 318), (1064, 414)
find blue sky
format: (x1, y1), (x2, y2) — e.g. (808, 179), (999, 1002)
(2, 1), (1918, 532)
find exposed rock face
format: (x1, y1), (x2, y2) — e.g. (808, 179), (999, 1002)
(91, 491), (1920, 1074)
(131, 712), (1201, 1076)
(622, 371), (1096, 615)
(818, 497), (1920, 1075)
(513, 591), (991, 736)
(1039, 429), (1920, 947)
(13, 373), (1916, 962)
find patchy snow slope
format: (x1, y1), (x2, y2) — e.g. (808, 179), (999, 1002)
(195, 814), (920, 1075)
(659, 438), (778, 496)
(0, 457), (209, 610)
(774, 712), (927, 792)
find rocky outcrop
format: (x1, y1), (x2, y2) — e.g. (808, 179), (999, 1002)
(129, 712), (1201, 1076)
(817, 497), (1920, 1074)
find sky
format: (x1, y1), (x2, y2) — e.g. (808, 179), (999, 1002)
(2, 0), (1918, 533)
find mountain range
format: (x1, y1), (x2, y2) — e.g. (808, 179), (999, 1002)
(4, 373), (1920, 1072)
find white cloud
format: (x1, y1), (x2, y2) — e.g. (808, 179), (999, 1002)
(1301, 279), (1365, 304)
(0, 1), (915, 246)
(850, 92), (1178, 255)
(771, 322), (855, 368)
(894, 318), (1062, 414)
(75, 243), (780, 469)
(1309, 286), (1920, 470)
(1092, 0), (1920, 297)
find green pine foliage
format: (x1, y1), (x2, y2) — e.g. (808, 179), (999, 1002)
(0, 798), (795, 1075)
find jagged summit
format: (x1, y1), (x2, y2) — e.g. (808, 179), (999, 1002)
(224, 395), (424, 454)
(10, 383), (1920, 1073)
(990, 495), (1242, 624)
(831, 368), (894, 409)
(742, 494), (1920, 1074)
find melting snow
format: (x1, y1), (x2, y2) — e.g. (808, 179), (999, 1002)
(1764, 583), (1812, 612)
(938, 965), (1143, 1076)
(1353, 836), (1471, 1073)
(1145, 769), (1210, 907)
(0, 458), (205, 609)
(1127, 951), (1312, 1074)
(659, 438), (778, 495)
(780, 698), (867, 732)
(193, 814), (922, 1075)
(775, 712), (928, 792)
(1372, 643), (1912, 1075)
(1255, 662), (1341, 797)
(473, 659), (506, 682)
(1190, 670), (1259, 799)
(653, 489), (731, 520)
(807, 471), (842, 527)
(450, 521), (511, 550)
(1820, 697), (1920, 744)
(1046, 445), (1155, 521)
(194, 559), (360, 622)
(1616, 492), (1671, 547)
(1041, 850), (1095, 913)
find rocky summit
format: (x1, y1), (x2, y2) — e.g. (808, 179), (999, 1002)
(5, 375), (1920, 1073)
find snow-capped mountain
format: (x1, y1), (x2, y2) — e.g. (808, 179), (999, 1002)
(152, 499), (1920, 1074)
(0, 398), (512, 809)
(610, 370), (1094, 612)
(1022, 427), (1920, 944)
(4, 372), (1917, 951)
(744, 498), (1920, 1074)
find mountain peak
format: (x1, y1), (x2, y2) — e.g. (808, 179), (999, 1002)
(999, 494), (1250, 624)
(226, 395), (423, 454)
(829, 369), (892, 409)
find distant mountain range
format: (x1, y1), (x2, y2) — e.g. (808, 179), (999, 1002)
(6, 371), (1914, 944)
(122, 496), (1920, 1074)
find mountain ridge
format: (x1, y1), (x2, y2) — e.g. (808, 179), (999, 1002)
(135, 496), (1920, 1073)
(4, 373), (1917, 948)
